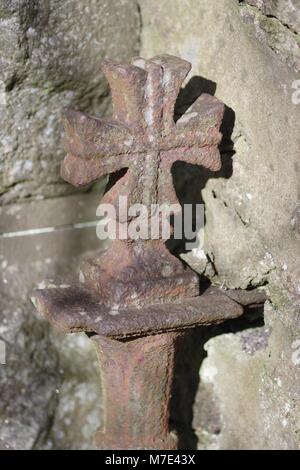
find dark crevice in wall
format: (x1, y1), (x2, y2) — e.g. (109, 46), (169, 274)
(136, 1), (143, 56)
(240, 3), (300, 36)
(238, 2), (300, 74)
(239, 1), (300, 36)
(234, 208), (249, 227)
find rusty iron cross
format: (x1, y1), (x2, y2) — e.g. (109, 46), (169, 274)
(61, 54), (224, 218)
(32, 55), (245, 451)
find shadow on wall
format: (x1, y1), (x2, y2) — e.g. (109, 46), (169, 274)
(167, 76), (264, 449)
(167, 75), (236, 256)
(170, 305), (265, 450)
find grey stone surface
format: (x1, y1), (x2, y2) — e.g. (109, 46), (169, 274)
(41, 331), (102, 450)
(198, 302), (300, 450)
(0, 194), (105, 449)
(0, 0), (140, 204)
(240, 2), (300, 73)
(245, 0), (300, 34)
(0, 297), (61, 450)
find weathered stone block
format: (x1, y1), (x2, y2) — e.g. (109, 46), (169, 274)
(0, 0), (140, 204)
(0, 193), (105, 449)
(245, 0), (300, 34)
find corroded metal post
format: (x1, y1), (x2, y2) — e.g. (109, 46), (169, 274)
(32, 55), (243, 450)
(93, 333), (181, 450)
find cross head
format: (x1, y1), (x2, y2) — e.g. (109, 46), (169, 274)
(59, 55), (224, 307)
(61, 54), (224, 221)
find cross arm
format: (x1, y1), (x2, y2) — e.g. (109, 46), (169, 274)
(60, 152), (131, 188)
(163, 93), (225, 151)
(60, 108), (137, 187)
(62, 108), (137, 159)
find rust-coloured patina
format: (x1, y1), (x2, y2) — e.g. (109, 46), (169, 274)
(32, 55), (244, 450)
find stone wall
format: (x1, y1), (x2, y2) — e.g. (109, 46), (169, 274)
(0, 194), (106, 449)
(0, 0), (140, 204)
(1, 0), (300, 450)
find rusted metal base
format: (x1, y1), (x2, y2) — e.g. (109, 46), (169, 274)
(33, 284), (243, 449)
(93, 332), (181, 450)
(33, 285), (243, 338)
(80, 240), (199, 308)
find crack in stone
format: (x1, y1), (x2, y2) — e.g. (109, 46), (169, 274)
(239, 2), (300, 73)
